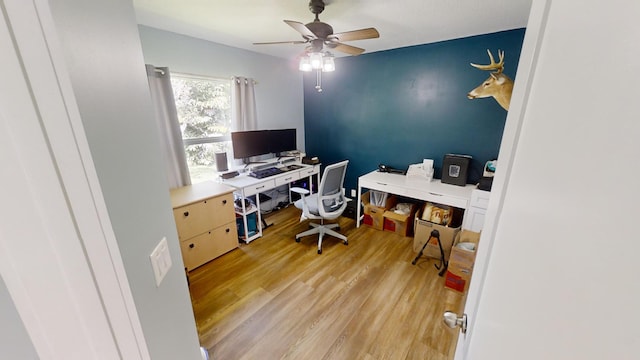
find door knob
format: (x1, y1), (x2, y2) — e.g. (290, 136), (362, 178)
(443, 311), (467, 334)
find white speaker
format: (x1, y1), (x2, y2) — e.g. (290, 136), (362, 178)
(215, 152), (228, 172)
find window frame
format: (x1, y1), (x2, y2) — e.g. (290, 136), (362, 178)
(170, 72), (233, 182)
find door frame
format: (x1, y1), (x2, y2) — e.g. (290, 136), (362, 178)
(453, 0), (552, 358)
(0, 0), (150, 358)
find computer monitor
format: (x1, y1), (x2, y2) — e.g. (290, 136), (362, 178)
(231, 130), (271, 161)
(269, 128), (297, 156)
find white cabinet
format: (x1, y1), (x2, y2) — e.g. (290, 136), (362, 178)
(462, 189), (491, 232)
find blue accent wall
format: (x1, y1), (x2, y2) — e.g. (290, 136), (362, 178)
(303, 29), (526, 192)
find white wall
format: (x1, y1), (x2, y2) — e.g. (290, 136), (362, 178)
(467, 0), (640, 358)
(47, 1), (201, 359)
(0, 278), (37, 359)
(138, 25), (306, 151)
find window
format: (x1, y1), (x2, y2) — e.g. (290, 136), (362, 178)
(171, 74), (232, 183)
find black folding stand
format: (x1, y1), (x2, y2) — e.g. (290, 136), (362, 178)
(411, 229), (448, 276)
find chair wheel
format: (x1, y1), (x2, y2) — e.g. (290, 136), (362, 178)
(344, 240), (348, 245)
(295, 237), (301, 243)
(317, 249), (322, 254)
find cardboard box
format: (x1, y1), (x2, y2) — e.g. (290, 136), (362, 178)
(383, 203), (418, 236)
(362, 191), (397, 230)
(445, 229), (481, 294)
(412, 202), (464, 261)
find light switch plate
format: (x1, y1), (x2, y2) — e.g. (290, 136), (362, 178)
(150, 237), (172, 287)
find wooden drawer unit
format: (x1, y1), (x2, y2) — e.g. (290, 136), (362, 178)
(170, 181), (238, 271)
(179, 223), (237, 270)
(173, 192), (234, 240)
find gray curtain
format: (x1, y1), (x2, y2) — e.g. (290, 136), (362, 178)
(146, 65), (191, 188)
(231, 76), (257, 131)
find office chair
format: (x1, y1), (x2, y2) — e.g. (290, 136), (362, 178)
(292, 160), (349, 254)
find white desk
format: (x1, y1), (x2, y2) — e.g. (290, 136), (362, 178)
(219, 159), (321, 243)
(356, 170), (476, 227)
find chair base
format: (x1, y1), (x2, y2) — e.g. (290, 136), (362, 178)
(295, 222), (348, 254)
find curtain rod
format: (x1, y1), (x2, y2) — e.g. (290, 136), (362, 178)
(232, 76), (258, 85)
(153, 69), (257, 84)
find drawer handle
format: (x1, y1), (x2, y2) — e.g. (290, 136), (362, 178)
(189, 243), (194, 249)
(376, 182), (388, 186)
(225, 228), (230, 233)
(256, 185), (265, 190)
(183, 211), (189, 217)
(222, 199), (227, 205)
(429, 192), (443, 196)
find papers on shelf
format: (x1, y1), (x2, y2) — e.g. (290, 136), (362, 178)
(369, 190), (389, 207)
(406, 161), (434, 182)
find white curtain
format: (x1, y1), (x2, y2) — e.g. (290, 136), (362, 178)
(231, 76), (258, 131)
(146, 65), (191, 188)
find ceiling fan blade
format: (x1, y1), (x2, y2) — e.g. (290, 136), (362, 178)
(284, 20), (317, 39)
(253, 40), (308, 45)
(331, 42), (365, 56)
(330, 28), (380, 42)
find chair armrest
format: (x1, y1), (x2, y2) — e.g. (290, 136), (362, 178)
(291, 187), (310, 195)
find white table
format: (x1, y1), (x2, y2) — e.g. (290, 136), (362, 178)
(219, 159), (321, 243)
(356, 170), (476, 227)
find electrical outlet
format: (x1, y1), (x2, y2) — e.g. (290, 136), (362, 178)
(150, 237), (172, 287)
(350, 189), (357, 198)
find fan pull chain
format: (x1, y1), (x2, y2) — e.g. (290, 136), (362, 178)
(315, 70), (323, 92)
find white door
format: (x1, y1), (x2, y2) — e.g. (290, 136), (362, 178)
(0, 1), (149, 358)
(456, 0), (640, 358)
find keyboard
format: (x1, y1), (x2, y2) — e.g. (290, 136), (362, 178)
(249, 167), (284, 179)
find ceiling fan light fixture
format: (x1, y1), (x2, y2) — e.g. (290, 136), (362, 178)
(309, 52), (323, 69)
(299, 57), (312, 72)
(322, 53), (335, 72)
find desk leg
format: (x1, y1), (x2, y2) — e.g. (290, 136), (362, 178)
(255, 195), (264, 236)
(356, 185), (362, 228)
(239, 198), (249, 244)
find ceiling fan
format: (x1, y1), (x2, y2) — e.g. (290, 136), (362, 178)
(253, 0), (380, 56)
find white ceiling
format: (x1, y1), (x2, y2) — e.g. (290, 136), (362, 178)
(133, 0), (532, 59)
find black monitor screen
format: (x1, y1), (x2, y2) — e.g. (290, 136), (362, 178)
(231, 130), (271, 159)
(269, 128), (297, 155)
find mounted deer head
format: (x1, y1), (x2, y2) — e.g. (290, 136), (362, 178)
(467, 49), (514, 111)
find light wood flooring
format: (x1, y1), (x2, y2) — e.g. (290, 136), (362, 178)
(188, 205), (465, 360)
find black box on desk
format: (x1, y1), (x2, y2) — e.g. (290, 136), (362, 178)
(441, 154), (472, 186)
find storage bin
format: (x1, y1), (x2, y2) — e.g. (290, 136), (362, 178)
(236, 212), (258, 238)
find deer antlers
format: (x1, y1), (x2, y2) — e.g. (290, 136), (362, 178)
(470, 49), (505, 74)
(467, 49), (513, 111)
